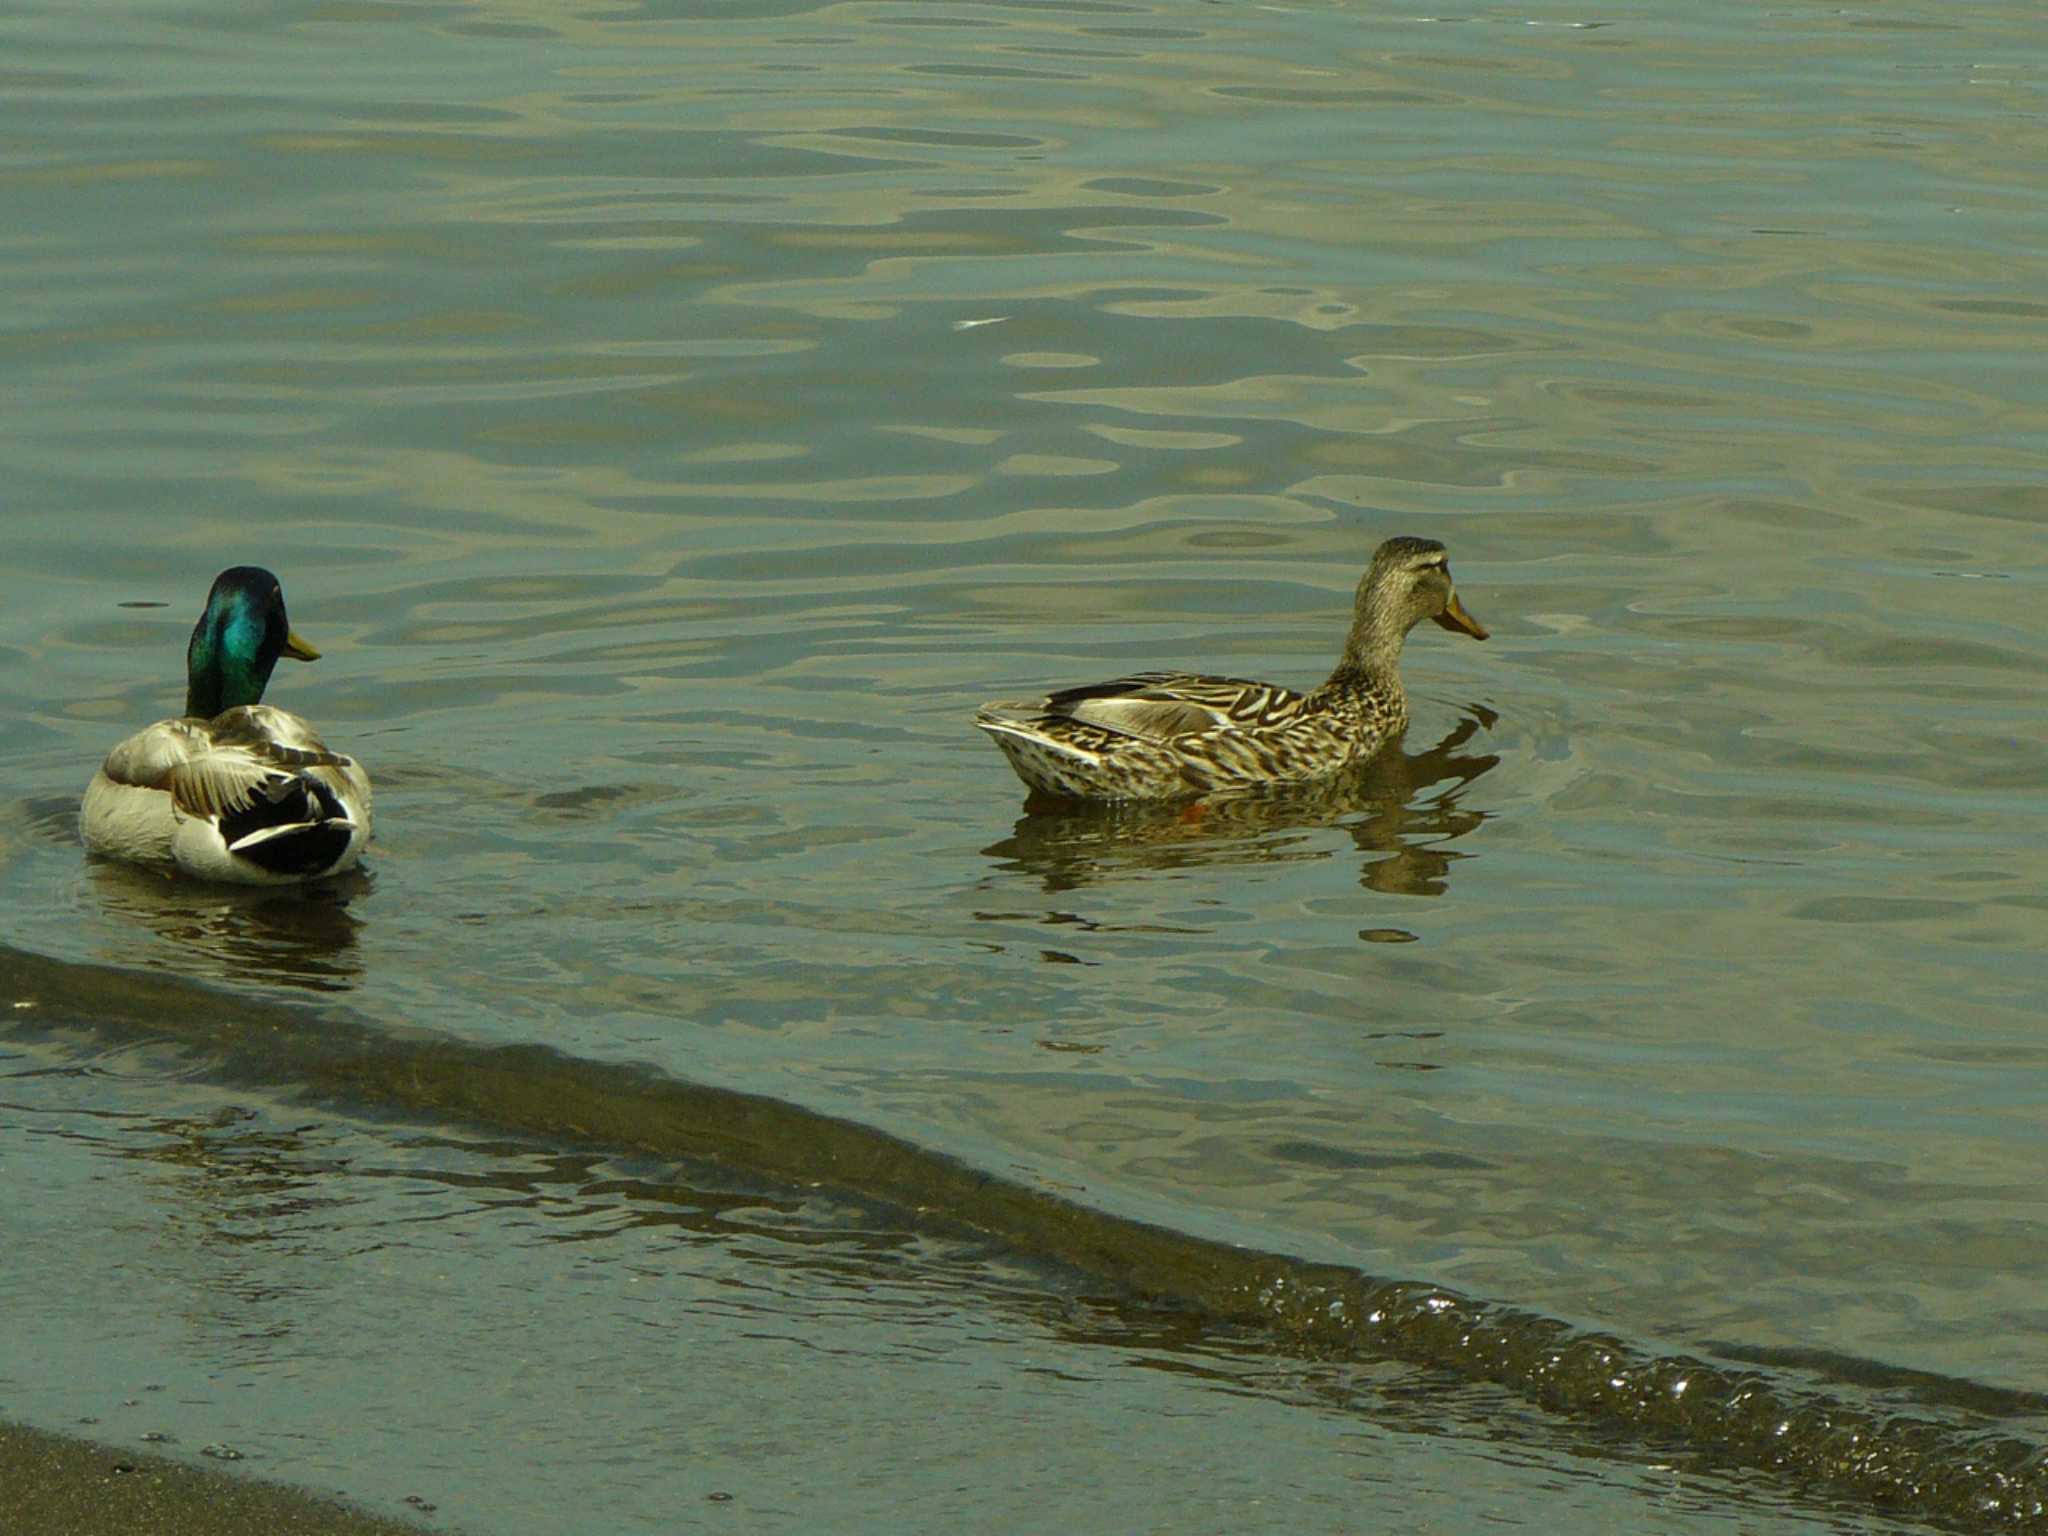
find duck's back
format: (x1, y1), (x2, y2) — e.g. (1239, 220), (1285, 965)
(82, 706), (372, 882)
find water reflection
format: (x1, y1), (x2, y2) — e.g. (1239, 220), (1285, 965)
(982, 708), (1498, 897)
(82, 862), (368, 995)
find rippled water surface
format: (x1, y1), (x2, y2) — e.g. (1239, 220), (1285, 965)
(3, 0), (2045, 1528)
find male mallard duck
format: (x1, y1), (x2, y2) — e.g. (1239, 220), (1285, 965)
(81, 567), (372, 884)
(976, 536), (1487, 802)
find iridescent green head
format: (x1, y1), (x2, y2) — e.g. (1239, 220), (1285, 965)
(184, 566), (321, 719)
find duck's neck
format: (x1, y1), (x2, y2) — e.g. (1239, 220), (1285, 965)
(185, 613), (274, 718)
(1323, 603), (1409, 693)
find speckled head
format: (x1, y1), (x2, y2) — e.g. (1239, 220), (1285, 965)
(1340, 537), (1488, 674)
(184, 566), (321, 719)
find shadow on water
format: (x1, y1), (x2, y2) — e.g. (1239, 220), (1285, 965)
(4, 942), (2046, 1534)
(15, 794), (367, 995)
(79, 864), (369, 995)
(981, 708), (1500, 897)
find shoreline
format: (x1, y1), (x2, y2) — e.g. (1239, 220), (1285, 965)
(0, 1418), (443, 1536)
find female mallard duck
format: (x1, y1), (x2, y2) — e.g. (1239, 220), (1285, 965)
(81, 567), (372, 884)
(976, 536), (1487, 802)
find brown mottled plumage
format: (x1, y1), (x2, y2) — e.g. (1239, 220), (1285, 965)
(976, 536), (1487, 802)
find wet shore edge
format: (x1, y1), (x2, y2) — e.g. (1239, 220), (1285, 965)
(0, 1417), (437, 1535)
(8, 941), (2048, 1535)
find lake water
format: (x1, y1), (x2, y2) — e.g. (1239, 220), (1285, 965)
(2, 0), (2045, 1530)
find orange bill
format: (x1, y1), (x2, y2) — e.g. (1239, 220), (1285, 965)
(1432, 591), (1488, 640)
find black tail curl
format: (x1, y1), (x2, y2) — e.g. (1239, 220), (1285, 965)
(219, 774), (355, 876)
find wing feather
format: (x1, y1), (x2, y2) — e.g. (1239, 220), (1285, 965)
(167, 749), (292, 820)
(1034, 672), (1308, 743)
(98, 719), (209, 791)
(99, 706), (359, 821)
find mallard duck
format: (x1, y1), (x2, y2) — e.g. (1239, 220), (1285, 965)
(976, 535), (1487, 802)
(81, 567), (372, 884)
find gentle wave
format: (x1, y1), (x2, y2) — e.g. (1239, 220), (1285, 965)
(7, 940), (2043, 1534)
